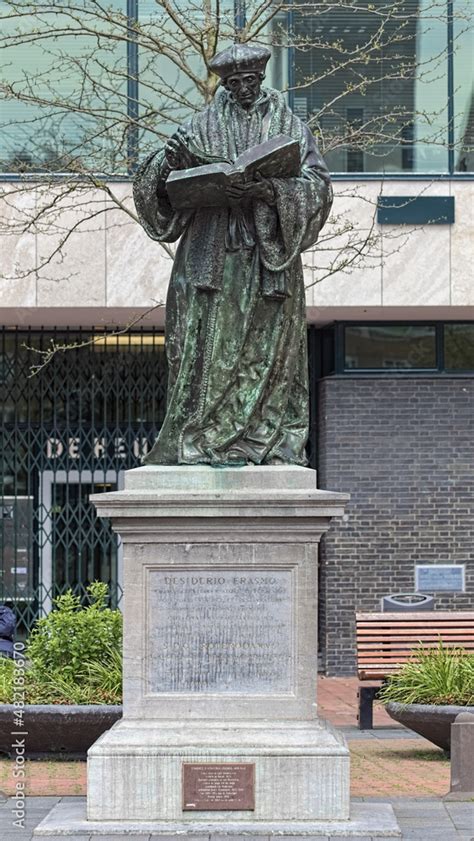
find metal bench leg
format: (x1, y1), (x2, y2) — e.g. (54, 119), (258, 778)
(358, 686), (378, 729)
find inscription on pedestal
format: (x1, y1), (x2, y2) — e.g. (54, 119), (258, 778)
(148, 569), (293, 693)
(182, 763), (255, 811)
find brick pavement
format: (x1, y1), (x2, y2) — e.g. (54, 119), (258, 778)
(317, 676), (395, 729)
(0, 738), (452, 799)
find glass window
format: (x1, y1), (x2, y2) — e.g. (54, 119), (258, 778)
(344, 325), (437, 369)
(0, 1), (128, 173)
(291, 0), (449, 173)
(137, 0), (202, 156)
(453, 0), (474, 172)
(444, 324), (474, 369)
(137, 0), (236, 158)
(0, 1), (471, 176)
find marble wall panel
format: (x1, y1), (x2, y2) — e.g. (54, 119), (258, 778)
(36, 186), (106, 306)
(1, 177), (472, 315)
(381, 181), (451, 306)
(105, 183), (172, 308)
(310, 182), (382, 306)
(0, 185), (37, 306)
(451, 182), (474, 305)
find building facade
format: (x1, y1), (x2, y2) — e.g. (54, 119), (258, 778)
(0, 0), (473, 671)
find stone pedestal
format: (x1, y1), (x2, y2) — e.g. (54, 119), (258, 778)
(34, 465), (400, 837)
(445, 712), (474, 800)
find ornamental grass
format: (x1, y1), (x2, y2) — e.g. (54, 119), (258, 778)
(378, 643), (474, 707)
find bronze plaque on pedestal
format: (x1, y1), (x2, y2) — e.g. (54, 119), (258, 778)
(182, 762), (255, 811)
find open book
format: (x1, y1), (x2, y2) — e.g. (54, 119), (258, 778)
(166, 134), (301, 210)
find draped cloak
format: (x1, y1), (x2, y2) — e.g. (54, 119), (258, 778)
(133, 86), (333, 465)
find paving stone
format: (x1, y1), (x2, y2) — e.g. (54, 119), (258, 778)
(450, 818), (474, 832)
(395, 799), (447, 807)
(393, 802), (447, 812)
(22, 817), (56, 828)
(24, 797), (61, 806)
(399, 816), (454, 827)
(58, 797), (86, 803)
(445, 803), (474, 814)
(1, 836), (36, 841)
(398, 831), (468, 840)
(361, 730), (420, 741)
(250, 837), (330, 841)
(30, 836), (92, 841)
(328, 836), (374, 840)
(342, 727), (419, 741)
(0, 800), (13, 810)
(93, 836), (151, 840)
(151, 836), (208, 841)
(1, 830), (35, 838)
(211, 836), (270, 841)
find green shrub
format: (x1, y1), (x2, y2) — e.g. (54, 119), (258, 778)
(378, 644), (474, 707)
(0, 657), (14, 703)
(0, 582), (123, 705)
(26, 581), (122, 683)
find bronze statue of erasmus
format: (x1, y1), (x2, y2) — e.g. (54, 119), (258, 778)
(133, 44), (333, 466)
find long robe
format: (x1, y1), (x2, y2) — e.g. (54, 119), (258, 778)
(133, 86), (332, 466)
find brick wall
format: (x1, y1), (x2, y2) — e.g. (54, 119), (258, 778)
(317, 376), (474, 676)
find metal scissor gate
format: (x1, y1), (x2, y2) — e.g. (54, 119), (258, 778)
(0, 328), (168, 632)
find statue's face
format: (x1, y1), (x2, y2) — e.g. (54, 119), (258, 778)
(224, 72), (262, 109)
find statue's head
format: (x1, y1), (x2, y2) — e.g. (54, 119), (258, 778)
(209, 44), (271, 109)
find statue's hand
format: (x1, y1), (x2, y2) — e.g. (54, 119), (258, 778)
(165, 134), (195, 170)
(226, 185), (246, 206)
(226, 173), (275, 205)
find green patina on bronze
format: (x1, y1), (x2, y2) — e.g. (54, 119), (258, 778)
(133, 45), (333, 466)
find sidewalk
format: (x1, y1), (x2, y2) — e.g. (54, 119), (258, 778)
(1, 795), (473, 840)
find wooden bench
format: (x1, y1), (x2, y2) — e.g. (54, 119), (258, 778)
(356, 611), (474, 729)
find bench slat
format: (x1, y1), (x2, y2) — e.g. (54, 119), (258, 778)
(358, 636), (473, 643)
(356, 611), (474, 682)
(356, 612), (474, 621)
(359, 653), (462, 666)
(359, 671), (399, 680)
(357, 632), (474, 637)
(358, 621), (473, 627)
(357, 642), (474, 657)
(357, 621), (474, 628)
(357, 635), (474, 643)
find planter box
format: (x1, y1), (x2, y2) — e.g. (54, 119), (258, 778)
(0, 704), (122, 759)
(385, 701), (474, 752)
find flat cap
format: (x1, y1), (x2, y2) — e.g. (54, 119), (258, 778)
(209, 44), (271, 80)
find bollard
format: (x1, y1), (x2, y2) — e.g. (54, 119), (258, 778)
(445, 711), (474, 800)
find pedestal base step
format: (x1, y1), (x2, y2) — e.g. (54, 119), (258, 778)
(86, 719), (350, 822)
(34, 799), (401, 837)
